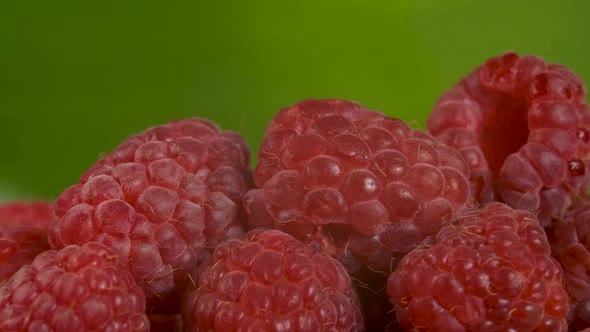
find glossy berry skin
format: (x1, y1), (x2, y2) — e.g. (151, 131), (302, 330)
(49, 118), (252, 311)
(181, 229), (364, 332)
(427, 52), (590, 226)
(0, 242), (149, 331)
(244, 99), (472, 276)
(0, 201), (54, 230)
(548, 200), (590, 329)
(0, 225), (49, 283)
(387, 202), (569, 332)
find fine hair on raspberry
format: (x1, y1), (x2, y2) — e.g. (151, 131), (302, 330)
(427, 52), (590, 226)
(181, 229), (364, 331)
(48, 118), (253, 311)
(0, 242), (149, 331)
(388, 202), (569, 331)
(244, 98), (473, 278)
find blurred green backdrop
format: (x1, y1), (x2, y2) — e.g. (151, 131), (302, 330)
(1, 0), (588, 201)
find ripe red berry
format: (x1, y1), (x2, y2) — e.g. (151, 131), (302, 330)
(548, 199), (590, 329)
(0, 242), (149, 331)
(244, 99), (473, 277)
(48, 118), (253, 311)
(387, 202), (569, 331)
(0, 200), (54, 230)
(427, 52), (590, 226)
(0, 225), (49, 283)
(0, 201), (53, 282)
(181, 229), (364, 331)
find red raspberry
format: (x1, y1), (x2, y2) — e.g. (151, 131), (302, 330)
(547, 199), (590, 329)
(0, 242), (149, 331)
(0, 201), (52, 282)
(387, 202), (569, 331)
(0, 200), (54, 230)
(49, 118), (252, 311)
(244, 99), (472, 276)
(0, 225), (49, 283)
(181, 229), (364, 331)
(427, 52), (590, 226)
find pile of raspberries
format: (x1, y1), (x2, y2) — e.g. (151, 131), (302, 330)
(2, 52), (590, 332)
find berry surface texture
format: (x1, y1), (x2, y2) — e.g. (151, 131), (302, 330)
(48, 118), (253, 312)
(245, 98), (473, 279)
(1, 51), (590, 331)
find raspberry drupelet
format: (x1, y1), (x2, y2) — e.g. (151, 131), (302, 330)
(181, 229), (364, 331)
(49, 118), (253, 312)
(0, 242), (149, 331)
(244, 99), (473, 277)
(427, 52), (590, 226)
(387, 202), (569, 331)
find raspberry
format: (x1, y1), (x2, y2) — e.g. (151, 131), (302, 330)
(244, 99), (472, 276)
(387, 202), (569, 331)
(48, 118), (253, 311)
(0, 201), (52, 283)
(0, 225), (49, 283)
(0, 200), (54, 230)
(181, 229), (364, 331)
(547, 199), (590, 329)
(427, 52), (590, 226)
(0, 242), (149, 331)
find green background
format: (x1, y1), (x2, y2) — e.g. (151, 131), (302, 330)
(1, 0), (588, 202)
